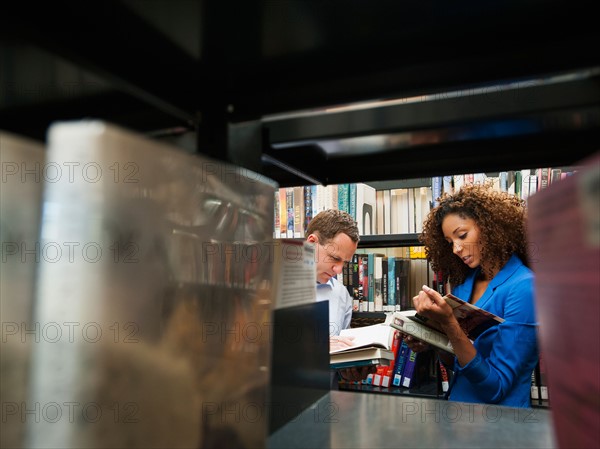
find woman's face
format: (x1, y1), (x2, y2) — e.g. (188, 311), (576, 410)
(441, 213), (483, 269)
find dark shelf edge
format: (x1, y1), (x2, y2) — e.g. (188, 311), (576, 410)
(359, 234), (421, 248)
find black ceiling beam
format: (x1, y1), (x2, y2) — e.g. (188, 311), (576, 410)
(264, 73), (600, 145)
(0, 91), (184, 142)
(265, 127), (600, 187)
(229, 0), (600, 120)
(0, 0), (200, 127)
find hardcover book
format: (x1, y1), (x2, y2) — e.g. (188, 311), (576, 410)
(389, 293), (504, 354)
(330, 347), (395, 370)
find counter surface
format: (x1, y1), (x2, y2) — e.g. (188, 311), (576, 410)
(268, 391), (556, 448)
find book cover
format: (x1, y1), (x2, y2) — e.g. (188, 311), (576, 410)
(356, 183), (376, 235)
(286, 187), (295, 236)
(382, 257), (389, 312)
(383, 189), (392, 234)
(293, 186), (304, 238)
(27, 121), (277, 449)
(373, 254), (384, 312)
(391, 340), (410, 387)
(401, 349), (418, 388)
(438, 359), (450, 393)
(330, 347), (395, 369)
(279, 188), (287, 237)
(274, 190), (281, 238)
(528, 153), (600, 449)
(381, 329), (401, 388)
(337, 183), (350, 213)
(376, 190), (384, 234)
(329, 348), (394, 370)
(350, 253), (360, 312)
(348, 183), (357, 220)
(303, 185), (313, 232)
(387, 257), (396, 311)
(431, 176), (443, 208)
(442, 176), (453, 196)
(389, 293), (504, 354)
(397, 258), (410, 311)
(358, 253), (368, 311)
(0, 131), (45, 449)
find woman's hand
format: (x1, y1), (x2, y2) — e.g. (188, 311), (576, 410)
(412, 285), (454, 326)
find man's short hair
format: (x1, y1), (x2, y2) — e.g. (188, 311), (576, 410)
(305, 209), (359, 243)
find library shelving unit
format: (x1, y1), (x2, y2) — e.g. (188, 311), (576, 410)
(2, 1), (599, 448)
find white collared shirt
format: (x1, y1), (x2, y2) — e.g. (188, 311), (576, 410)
(316, 277), (353, 336)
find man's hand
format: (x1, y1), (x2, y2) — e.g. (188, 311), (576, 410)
(338, 365), (377, 382)
(329, 335), (355, 352)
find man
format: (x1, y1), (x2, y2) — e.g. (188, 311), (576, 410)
(305, 209), (375, 383)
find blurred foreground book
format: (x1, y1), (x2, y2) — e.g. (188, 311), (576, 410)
(0, 131), (45, 449)
(527, 151), (600, 449)
(25, 121), (277, 449)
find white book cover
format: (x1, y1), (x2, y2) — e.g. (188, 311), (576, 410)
(397, 188), (410, 234)
(356, 183), (376, 235)
(453, 174), (465, 192)
(389, 189), (402, 234)
(383, 189), (392, 234)
(376, 190), (385, 235)
(407, 188), (416, 233)
(442, 175), (453, 196)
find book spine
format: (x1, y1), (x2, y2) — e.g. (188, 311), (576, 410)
(383, 189), (391, 234)
(401, 349), (418, 388)
(293, 186), (304, 238)
(382, 258), (388, 312)
(367, 253), (375, 312)
(286, 187), (294, 236)
(351, 254), (360, 312)
(348, 183), (357, 220)
(438, 359), (450, 393)
(374, 255), (383, 312)
(311, 185), (319, 219)
(381, 330), (401, 388)
(358, 254), (368, 312)
(391, 340), (410, 386)
(338, 183), (350, 213)
(387, 257), (396, 311)
(279, 188), (287, 237)
(303, 185), (313, 233)
(442, 175), (453, 196)
(431, 176), (443, 208)
(274, 190), (281, 238)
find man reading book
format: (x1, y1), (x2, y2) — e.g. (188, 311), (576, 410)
(306, 209), (376, 383)
(404, 185), (539, 408)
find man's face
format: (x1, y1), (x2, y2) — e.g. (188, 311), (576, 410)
(307, 232), (358, 284)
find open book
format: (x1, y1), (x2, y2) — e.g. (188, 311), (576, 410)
(389, 293), (504, 354)
(330, 323), (396, 368)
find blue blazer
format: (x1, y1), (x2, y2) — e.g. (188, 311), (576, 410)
(449, 254), (539, 407)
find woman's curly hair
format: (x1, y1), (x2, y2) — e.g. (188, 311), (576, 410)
(419, 184), (529, 286)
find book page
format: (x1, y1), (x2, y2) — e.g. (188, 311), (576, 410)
(330, 324), (394, 353)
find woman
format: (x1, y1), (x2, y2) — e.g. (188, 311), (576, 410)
(407, 184), (538, 407)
